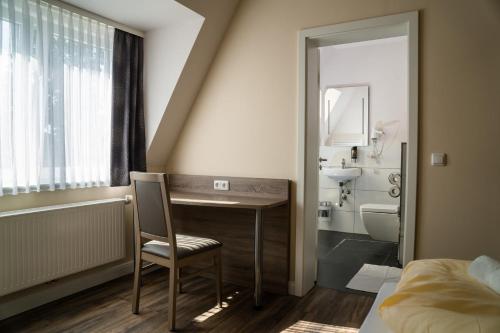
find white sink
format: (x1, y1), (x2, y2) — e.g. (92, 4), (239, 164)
(322, 167), (361, 182)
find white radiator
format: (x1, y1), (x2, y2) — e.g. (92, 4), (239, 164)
(0, 199), (126, 296)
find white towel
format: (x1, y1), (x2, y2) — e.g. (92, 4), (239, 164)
(346, 264), (402, 293)
(468, 255), (500, 293)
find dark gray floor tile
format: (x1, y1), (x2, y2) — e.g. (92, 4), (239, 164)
(317, 231), (400, 295)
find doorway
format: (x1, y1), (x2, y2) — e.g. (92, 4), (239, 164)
(295, 12), (418, 296)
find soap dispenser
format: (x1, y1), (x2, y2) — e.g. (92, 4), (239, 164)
(351, 146), (358, 163)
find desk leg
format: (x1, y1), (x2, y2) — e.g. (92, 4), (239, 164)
(254, 208), (263, 308)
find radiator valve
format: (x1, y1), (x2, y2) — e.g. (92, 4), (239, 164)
(124, 195), (133, 204)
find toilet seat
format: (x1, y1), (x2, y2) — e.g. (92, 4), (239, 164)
(360, 204), (399, 214)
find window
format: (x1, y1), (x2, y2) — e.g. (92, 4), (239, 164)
(0, 0), (114, 195)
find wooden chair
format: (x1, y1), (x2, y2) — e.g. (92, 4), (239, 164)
(130, 172), (223, 331)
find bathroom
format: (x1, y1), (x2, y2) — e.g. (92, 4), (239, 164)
(316, 36), (408, 292)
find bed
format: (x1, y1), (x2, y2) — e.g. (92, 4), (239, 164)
(357, 259), (500, 333)
(359, 281), (396, 333)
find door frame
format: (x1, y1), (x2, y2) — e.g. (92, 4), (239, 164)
(295, 11), (419, 296)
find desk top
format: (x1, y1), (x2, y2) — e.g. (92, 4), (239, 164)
(170, 191), (288, 210)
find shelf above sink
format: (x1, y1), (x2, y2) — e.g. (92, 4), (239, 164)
(322, 167), (361, 182)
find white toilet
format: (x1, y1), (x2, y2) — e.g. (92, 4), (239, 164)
(360, 204), (400, 243)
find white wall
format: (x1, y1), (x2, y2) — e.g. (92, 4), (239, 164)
(144, 17), (204, 148)
(146, 0), (242, 168)
(318, 36), (407, 233)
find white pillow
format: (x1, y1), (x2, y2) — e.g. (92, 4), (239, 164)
(469, 255), (500, 293)
(486, 269), (500, 293)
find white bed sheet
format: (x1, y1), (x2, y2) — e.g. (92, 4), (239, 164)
(358, 281), (398, 333)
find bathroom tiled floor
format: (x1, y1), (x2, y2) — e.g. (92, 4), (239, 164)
(317, 230), (400, 294)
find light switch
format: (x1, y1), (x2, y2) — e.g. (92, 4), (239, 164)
(431, 153), (447, 166)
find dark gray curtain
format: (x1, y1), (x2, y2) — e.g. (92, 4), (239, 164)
(111, 29), (146, 186)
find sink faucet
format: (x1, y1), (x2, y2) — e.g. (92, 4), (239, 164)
(341, 158), (346, 169)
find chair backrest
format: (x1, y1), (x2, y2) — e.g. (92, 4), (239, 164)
(130, 172), (177, 259)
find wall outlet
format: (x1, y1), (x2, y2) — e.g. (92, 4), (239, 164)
(214, 180), (230, 191)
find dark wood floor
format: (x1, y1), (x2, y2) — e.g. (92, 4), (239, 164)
(0, 268), (374, 333)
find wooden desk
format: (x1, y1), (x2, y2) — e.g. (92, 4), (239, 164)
(170, 191), (287, 209)
(168, 175), (290, 308)
(170, 191), (286, 307)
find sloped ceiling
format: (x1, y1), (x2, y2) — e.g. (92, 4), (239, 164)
(63, 0), (195, 31)
(146, 0), (242, 168)
(143, 13), (205, 151)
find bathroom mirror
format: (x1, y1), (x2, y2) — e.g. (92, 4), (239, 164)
(321, 85), (369, 146)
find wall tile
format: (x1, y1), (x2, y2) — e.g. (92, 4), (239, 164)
(319, 141), (403, 169)
(319, 188), (355, 212)
(318, 154), (401, 236)
(317, 219), (334, 231)
(317, 210), (354, 233)
(355, 168), (400, 191)
(354, 143), (402, 169)
(355, 189), (399, 212)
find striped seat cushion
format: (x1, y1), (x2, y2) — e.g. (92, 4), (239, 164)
(142, 234), (222, 259)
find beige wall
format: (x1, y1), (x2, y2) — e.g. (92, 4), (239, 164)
(167, 0), (500, 275)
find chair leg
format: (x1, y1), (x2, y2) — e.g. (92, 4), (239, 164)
(168, 266), (178, 331)
(177, 268), (183, 294)
(215, 251), (223, 307)
(132, 253), (142, 314)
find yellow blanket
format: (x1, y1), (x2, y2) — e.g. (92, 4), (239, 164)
(379, 259), (500, 333)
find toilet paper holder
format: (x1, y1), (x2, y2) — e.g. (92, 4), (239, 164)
(318, 201), (332, 223)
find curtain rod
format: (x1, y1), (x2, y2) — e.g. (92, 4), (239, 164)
(45, 0), (145, 38)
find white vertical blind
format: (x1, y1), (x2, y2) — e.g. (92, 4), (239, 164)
(0, 0), (114, 195)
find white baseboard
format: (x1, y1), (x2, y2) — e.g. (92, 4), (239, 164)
(0, 260), (134, 321)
